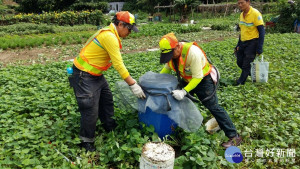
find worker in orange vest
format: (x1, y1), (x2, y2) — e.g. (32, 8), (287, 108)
(69, 11), (145, 152)
(159, 33), (242, 148)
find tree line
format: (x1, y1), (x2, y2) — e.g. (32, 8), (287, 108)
(13, 0), (279, 14)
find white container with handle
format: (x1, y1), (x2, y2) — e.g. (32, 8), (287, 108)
(140, 142), (175, 169)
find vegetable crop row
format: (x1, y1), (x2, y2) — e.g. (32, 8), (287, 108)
(0, 33), (299, 168)
(0, 23), (97, 37)
(0, 24), (239, 50)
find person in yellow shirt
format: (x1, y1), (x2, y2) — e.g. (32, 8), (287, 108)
(235, 0), (265, 85)
(69, 11), (145, 152)
(159, 33), (242, 148)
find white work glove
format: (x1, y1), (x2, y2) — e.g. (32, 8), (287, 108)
(172, 89), (187, 101)
(129, 82), (146, 99)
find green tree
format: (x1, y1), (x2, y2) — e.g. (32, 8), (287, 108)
(16, 0), (76, 13)
(137, 0), (160, 14)
(275, 0), (300, 33)
(123, 0), (172, 14)
(175, 0), (200, 21)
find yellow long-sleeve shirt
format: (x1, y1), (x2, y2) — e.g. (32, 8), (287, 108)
(78, 23), (129, 79)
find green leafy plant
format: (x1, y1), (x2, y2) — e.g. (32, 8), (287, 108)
(0, 32), (299, 168)
(0, 10), (105, 26)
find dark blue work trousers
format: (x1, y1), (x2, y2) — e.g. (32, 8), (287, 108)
(182, 75), (237, 138)
(69, 66), (116, 142)
(236, 39), (258, 84)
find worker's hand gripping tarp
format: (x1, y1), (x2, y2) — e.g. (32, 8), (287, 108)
(172, 89), (187, 100)
(129, 80), (146, 99)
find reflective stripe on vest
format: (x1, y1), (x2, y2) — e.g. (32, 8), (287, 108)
(168, 42), (212, 81)
(75, 56), (112, 76)
(73, 25), (119, 76)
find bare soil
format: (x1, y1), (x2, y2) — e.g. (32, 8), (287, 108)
(0, 47), (66, 66)
(2, 0), (18, 6)
(0, 37), (226, 67)
(0, 44), (157, 67)
(0, 46), (146, 67)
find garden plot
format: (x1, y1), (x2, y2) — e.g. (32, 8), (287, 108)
(0, 32), (299, 168)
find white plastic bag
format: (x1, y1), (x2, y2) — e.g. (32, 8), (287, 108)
(205, 118), (220, 134)
(250, 55), (269, 83)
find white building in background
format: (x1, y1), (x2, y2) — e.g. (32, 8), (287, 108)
(108, 2), (125, 12)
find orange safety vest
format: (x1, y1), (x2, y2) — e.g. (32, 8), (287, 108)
(73, 25), (122, 76)
(168, 42), (212, 81)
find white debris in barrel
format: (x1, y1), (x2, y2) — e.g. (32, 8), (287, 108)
(143, 142), (175, 163)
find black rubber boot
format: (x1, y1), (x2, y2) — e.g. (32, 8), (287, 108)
(78, 142), (96, 152)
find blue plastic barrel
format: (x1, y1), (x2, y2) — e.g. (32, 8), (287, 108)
(138, 107), (177, 139)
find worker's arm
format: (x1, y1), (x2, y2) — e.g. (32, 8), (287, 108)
(172, 78), (202, 101)
(101, 32), (130, 80)
(183, 78), (202, 92)
(254, 12), (264, 55)
(236, 35), (241, 51)
(184, 46), (206, 92)
(100, 32), (145, 99)
(256, 25), (265, 55)
(124, 76), (136, 86)
(160, 66), (171, 74)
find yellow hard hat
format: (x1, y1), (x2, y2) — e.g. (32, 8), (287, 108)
(159, 33), (178, 64)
